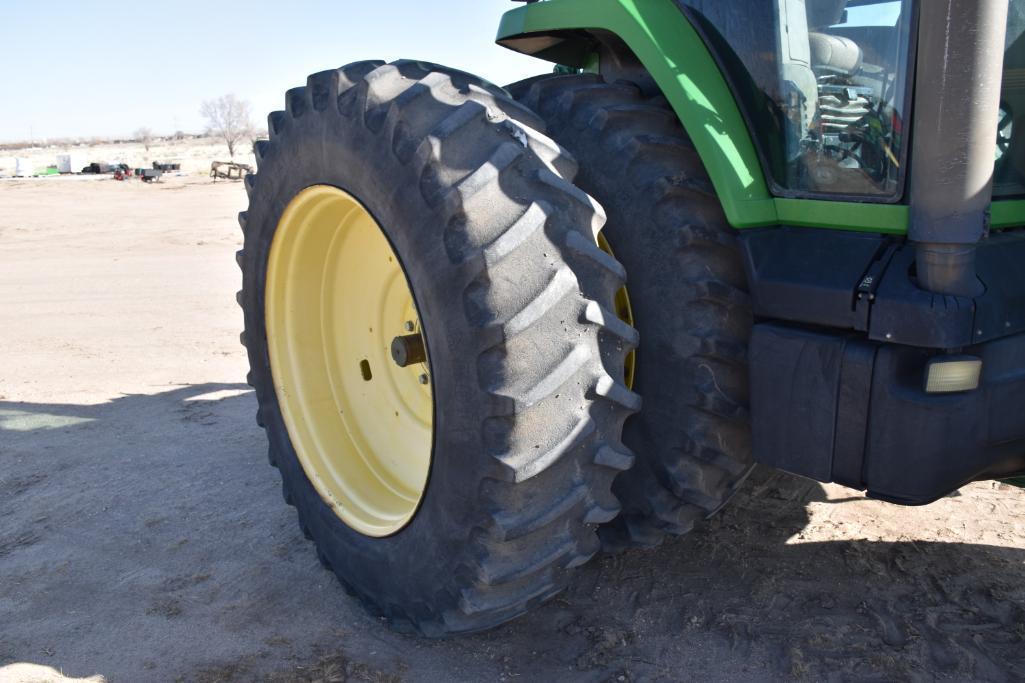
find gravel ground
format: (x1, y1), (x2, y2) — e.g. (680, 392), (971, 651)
(1, 175), (1023, 682)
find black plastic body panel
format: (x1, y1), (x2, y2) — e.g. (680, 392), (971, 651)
(740, 228), (885, 331)
(867, 245), (977, 347)
(751, 323), (1025, 504)
(974, 231), (1025, 342)
(740, 227), (1025, 350)
(865, 336), (1025, 503)
(750, 325), (874, 488)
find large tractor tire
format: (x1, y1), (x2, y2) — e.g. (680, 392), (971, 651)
(236, 61), (638, 635)
(514, 74), (754, 550)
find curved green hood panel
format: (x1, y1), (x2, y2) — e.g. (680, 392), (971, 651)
(500, 0), (779, 228)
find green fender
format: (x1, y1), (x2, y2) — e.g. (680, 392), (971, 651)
(498, 0), (1023, 232)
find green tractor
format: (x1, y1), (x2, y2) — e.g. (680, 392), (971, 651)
(236, 0), (1025, 635)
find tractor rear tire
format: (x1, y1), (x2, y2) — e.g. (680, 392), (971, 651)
(516, 74), (754, 550)
(236, 61), (638, 635)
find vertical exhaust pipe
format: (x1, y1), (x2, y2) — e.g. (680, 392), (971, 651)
(909, 0), (1009, 297)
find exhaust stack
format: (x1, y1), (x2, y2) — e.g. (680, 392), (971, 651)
(909, 0), (1009, 297)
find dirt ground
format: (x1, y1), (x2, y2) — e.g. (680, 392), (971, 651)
(1, 175), (1024, 683)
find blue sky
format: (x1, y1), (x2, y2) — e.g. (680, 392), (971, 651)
(0, 1), (544, 142)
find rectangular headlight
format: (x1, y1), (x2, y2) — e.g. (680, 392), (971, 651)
(924, 356), (983, 394)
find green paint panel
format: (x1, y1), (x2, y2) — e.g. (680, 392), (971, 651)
(499, 0), (775, 228)
(774, 198), (908, 233)
(498, 0), (1025, 234)
(991, 200), (1025, 230)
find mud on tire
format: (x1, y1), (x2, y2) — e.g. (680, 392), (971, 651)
(236, 61), (639, 635)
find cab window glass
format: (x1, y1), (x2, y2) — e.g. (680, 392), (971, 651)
(994, 0), (1025, 198)
(680, 0), (915, 200)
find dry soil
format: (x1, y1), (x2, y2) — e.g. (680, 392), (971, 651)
(1, 174), (1023, 683)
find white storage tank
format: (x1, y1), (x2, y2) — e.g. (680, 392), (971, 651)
(56, 153), (84, 174)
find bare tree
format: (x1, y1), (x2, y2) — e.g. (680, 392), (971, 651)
(134, 127), (154, 152)
(200, 94), (253, 159)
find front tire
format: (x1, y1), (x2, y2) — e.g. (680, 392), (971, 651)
(237, 61), (638, 635)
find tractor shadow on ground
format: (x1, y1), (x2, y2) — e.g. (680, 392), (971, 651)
(450, 469), (1025, 682)
(1, 386), (1023, 682)
(414, 159), (1025, 677)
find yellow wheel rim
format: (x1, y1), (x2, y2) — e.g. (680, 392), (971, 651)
(597, 232), (636, 390)
(265, 185), (433, 537)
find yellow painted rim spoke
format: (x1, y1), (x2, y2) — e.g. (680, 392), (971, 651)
(597, 232), (636, 390)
